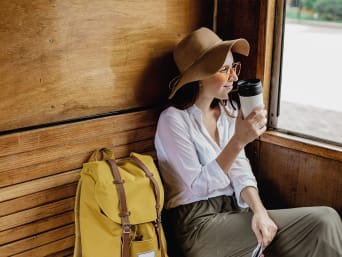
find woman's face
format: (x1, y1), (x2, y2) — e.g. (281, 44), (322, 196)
(199, 51), (238, 100)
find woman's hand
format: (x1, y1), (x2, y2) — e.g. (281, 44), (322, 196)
(251, 210), (278, 250)
(233, 106), (267, 147)
(241, 187), (277, 250)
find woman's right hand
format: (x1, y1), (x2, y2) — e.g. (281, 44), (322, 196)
(252, 209), (278, 250)
(233, 106), (267, 147)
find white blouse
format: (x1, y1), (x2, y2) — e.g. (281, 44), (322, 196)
(154, 103), (257, 209)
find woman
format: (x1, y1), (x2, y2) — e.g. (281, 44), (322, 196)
(154, 27), (342, 257)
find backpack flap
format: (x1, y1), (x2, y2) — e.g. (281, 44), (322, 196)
(84, 159), (158, 225)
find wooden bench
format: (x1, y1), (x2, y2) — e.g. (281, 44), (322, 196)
(0, 109), (158, 256)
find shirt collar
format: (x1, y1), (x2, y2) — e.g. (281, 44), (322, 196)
(187, 103), (226, 123)
(187, 104), (202, 123)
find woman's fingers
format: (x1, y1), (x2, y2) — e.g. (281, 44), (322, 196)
(247, 108), (267, 131)
(252, 212), (278, 250)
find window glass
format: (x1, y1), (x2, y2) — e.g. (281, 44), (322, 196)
(277, 0), (342, 145)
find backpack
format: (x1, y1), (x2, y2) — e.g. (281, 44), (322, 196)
(73, 148), (168, 257)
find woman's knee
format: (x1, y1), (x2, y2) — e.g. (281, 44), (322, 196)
(308, 206), (340, 230)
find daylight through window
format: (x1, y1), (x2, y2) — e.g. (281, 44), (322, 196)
(273, 0), (342, 145)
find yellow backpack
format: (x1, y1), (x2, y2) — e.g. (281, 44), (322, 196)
(73, 148), (168, 257)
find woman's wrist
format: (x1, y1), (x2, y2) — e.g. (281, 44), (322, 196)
(241, 186), (267, 215)
(252, 205), (268, 216)
(230, 135), (246, 151)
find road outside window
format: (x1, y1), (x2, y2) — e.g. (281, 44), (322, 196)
(278, 0), (342, 145)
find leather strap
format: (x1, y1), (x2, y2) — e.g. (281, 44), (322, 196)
(89, 148), (115, 162)
(131, 156), (166, 257)
(107, 159), (131, 257)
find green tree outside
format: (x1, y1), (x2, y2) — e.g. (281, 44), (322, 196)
(286, 0), (342, 22)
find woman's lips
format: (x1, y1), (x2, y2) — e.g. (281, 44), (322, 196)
(224, 85), (233, 90)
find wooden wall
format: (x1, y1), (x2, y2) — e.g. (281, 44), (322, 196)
(255, 135), (342, 214)
(217, 0), (342, 214)
(0, 0), (213, 256)
(0, 0), (213, 133)
(0, 110), (159, 257)
(0, 0), (340, 256)
(216, 0), (261, 80)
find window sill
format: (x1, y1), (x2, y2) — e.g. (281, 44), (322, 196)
(260, 130), (342, 162)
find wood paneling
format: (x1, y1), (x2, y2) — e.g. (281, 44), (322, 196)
(0, 110), (159, 256)
(256, 141), (342, 214)
(0, 183), (76, 217)
(216, 0), (261, 80)
(0, 211), (74, 245)
(1, 224), (74, 256)
(0, 110), (157, 188)
(0, 0), (215, 255)
(261, 131), (342, 161)
(11, 236), (75, 257)
(0, 0), (213, 132)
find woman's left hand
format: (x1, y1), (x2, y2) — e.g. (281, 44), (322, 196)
(251, 210), (278, 250)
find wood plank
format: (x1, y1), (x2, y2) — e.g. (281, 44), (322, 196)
(258, 142), (342, 213)
(0, 110), (158, 157)
(0, 125), (155, 175)
(0, 170), (79, 203)
(0, 183), (77, 217)
(0, 197), (74, 231)
(256, 0), (275, 111)
(0, 0), (212, 132)
(0, 153), (86, 188)
(11, 236), (75, 257)
(260, 131), (342, 161)
(0, 211), (74, 246)
(0, 138), (155, 189)
(46, 248), (74, 257)
(0, 224), (74, 256)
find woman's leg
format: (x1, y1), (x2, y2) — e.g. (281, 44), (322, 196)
(265, 206), (342, 257)
(168, 198), (342, 257)
(185, 210), (257, 257)
(169, 196), (258, 257)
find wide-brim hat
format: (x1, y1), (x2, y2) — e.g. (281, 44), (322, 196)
(169, 27), (250, 99)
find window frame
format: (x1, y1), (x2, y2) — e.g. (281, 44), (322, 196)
(260, 0), (342, 159)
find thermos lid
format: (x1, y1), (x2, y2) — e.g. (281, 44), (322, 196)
(237, 79), (262, 97)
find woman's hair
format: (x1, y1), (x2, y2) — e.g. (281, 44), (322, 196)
(228, 85), (241, 110)
(168, 81), (200, 110)
(168, 80), (241, 113)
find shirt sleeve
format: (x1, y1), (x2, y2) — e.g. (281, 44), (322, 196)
(228, 149), (258, 208)
(155, 110), (230, 197)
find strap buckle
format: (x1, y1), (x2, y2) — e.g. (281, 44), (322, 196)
(122, 223), (131, 234)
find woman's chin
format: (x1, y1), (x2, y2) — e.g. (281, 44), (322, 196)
(218, 95), (229, 101)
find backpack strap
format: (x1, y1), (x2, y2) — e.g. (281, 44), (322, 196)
(89, 148), (115, 162)
(73, 179), (83, 257)
(107, 159), (131, 257)
(131, 156), (166, 257)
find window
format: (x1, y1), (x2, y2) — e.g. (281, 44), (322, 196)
(269, 0), (342, 146)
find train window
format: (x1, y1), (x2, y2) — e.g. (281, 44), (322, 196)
(269, 0), (342, 146)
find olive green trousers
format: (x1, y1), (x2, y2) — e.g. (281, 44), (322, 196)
(163, 195), (342, 257)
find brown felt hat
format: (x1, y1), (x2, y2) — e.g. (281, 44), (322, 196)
(169, 27), (250, 99)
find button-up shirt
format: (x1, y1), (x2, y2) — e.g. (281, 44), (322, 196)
(154, 104), (257, 209)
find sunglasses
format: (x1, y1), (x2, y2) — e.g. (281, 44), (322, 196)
(219, 62), (241, 78)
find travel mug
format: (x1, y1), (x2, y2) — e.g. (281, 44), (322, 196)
(237, 79), (264, 119)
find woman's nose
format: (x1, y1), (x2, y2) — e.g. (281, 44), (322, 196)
(227, 71), (238, 82)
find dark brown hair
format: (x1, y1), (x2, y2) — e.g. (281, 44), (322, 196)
(168, 80), (240, 112)
(168, 81), (199, 109)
